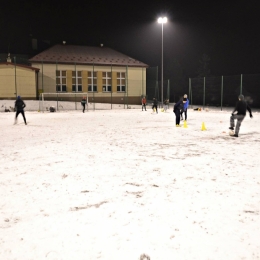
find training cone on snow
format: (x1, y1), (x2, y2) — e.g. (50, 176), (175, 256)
(201, 122), (206, 131)
(183, 120), (188, 128)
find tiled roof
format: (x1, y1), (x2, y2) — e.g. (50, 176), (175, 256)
(0, 62), (40, 71)
(29, 44), (148, 67)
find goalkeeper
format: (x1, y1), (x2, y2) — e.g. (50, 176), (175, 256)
(229, 94), (253, 137)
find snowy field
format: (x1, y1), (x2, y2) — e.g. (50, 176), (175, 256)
(0, 100), (260, 260)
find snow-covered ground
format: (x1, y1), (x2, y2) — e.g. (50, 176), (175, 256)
(0, 100), (260, 260)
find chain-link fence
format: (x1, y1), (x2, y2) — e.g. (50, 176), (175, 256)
(189, 74), (260, 109)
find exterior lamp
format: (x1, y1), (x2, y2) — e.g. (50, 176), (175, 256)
(157, 16), (167, 106)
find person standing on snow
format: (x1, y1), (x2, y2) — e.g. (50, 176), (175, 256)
(174, 98), (186, 127)
(81, 96), (87, 113)
(152, 98), (158, 113)
(229, 94), (253, 137)
(141, 96), (147, 111)
(14, 96), (27, 125)
(181, 94), (189, 121)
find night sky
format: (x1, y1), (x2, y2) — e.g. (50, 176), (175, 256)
(1, 0), (259, 78)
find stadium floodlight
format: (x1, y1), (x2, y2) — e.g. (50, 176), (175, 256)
(157, 16), (167, 107)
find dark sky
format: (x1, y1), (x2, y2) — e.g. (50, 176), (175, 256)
(1, 0), (259, 77)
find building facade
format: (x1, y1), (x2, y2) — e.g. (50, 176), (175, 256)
(29, 44), (148, 104)
(0, 62), (39, 99)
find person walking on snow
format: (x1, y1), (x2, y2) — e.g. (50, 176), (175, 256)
(141, 96), (147, 111)
(229, 94), (253, 137)
(81, 96), (87, 113)
(14, 96), (27, 125)
(152, 98), (158, 113)
(181, 94), (189, 121)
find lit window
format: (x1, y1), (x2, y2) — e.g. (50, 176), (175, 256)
(56, 70), (67, 92)
(88, 71), (97, 92)
(117, 72), (125, 92)
(72, 71), (82, 92)
(102, 72), (111, 92)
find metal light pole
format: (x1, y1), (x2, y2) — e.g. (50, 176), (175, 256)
(158, 17), (167, 107)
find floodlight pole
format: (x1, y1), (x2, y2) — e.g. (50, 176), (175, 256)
(158, 17), (167, 107)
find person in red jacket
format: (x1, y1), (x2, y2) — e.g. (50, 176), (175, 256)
(141, 96), (147, 111)
(229, 94), (253, 137)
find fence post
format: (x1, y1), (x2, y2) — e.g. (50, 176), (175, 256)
(155, 66), (158, 100)
(240, 74), (243, 94)
(189, 78), (192, 108)
(221, 76), (223, 111)
(111, 64), (112, 110)
(167, 79), (170, 100)
(203, 77), (205, 109)
(142, 67), (144, 97)
(125, 65), (129, 108)
(57, 92), (58, 111)
(92, 63), (95, 111)
(42, 61), (44, 94)
(75, 62), (77, 110)
(14, 56), (17, 98)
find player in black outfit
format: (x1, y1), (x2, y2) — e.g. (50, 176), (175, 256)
(173, 98), (186, 126)
(152, 98), (158, 113)
(14, 96), (27, 125)
(229, 94), (253, 137)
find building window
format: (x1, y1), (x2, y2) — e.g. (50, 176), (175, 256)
(102, 72), (111, 92)
(88, 71), (97, 92)
(117, 72), (125, 92)
(56, 70), (67, 92)
(72, 71), (82, 92)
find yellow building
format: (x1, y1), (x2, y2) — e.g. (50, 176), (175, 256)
(29, 44), (148, 104)
(0, 62), (39, 99)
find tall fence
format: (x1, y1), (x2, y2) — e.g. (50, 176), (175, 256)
(189, 74), (260, 109)
(1, 61), (175, 110)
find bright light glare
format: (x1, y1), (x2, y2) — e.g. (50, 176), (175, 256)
(157, 17), (167, 24)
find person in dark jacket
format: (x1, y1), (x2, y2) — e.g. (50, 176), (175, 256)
(174, 98), (186, 126)
(14, 96), (27, 125)
(229, 94), (253, 137)
(81, 96), (87, 113)
(152, 98), (158, 113)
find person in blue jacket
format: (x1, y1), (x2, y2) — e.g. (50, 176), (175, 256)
(181, 94), (189, 121)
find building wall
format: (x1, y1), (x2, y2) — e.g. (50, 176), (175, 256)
(0, 64), (37, 99)
(31, 63), (146, 104)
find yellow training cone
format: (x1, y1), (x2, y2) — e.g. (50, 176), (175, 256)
(183, 120), (188, 128)
(201, 122), (206, 131)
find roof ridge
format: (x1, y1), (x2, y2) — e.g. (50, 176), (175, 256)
(29, 45), (148, 67)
